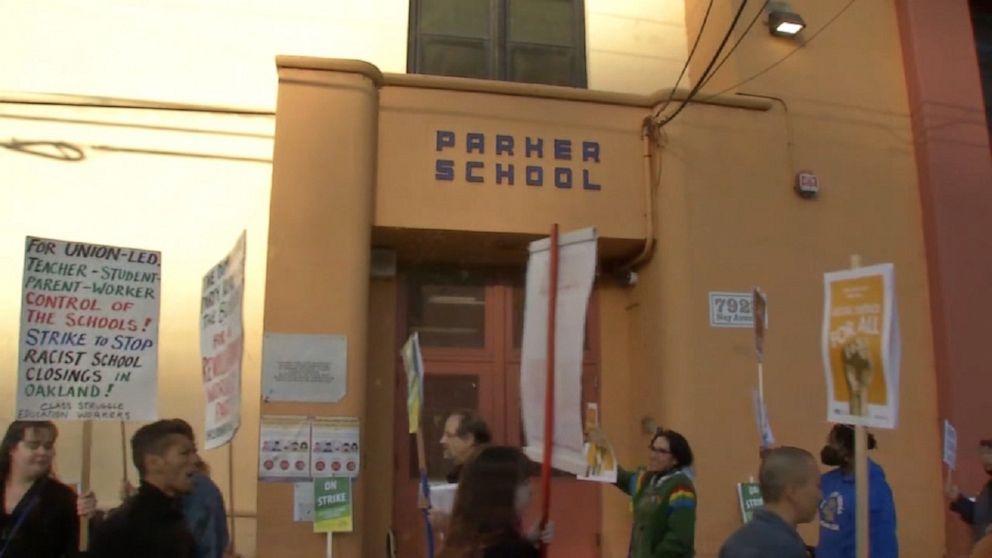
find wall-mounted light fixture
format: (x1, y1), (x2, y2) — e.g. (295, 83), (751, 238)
(768, 1), (806, 37)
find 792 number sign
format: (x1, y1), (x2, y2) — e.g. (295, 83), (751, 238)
(709, 292), (756, 328)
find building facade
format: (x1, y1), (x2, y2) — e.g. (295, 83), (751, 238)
(2, 1), (991, 557)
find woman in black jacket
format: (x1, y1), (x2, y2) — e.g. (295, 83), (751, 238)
(0, 420), (91, 558)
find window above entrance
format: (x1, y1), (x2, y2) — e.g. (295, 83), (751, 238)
(408, 0), (588, 88)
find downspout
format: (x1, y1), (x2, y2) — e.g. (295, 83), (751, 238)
(615, 116), (662, 281)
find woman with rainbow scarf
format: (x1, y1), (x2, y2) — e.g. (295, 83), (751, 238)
(606, 428), (697, 558)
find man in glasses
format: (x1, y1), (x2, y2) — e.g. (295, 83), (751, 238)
(947, 439), (992, 543)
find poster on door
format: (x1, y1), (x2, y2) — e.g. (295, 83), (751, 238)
(821, 263), (901, 429)
(259, 415), (311, 481)
(311, 417), (361, 479)
(520, 227), (597, 476)
(17, 236), (161, 421)
(200, 231), (246, 450)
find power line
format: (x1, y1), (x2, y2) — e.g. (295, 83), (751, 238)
(702, 0), (859, 100)
(654, 0), (717, 118)
(657, 0), (751, 127)
(698, 0), (770, 90)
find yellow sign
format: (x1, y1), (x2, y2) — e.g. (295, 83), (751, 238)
(821, 264), (900, 428)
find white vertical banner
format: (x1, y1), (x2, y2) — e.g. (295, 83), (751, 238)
(520, 227), (597, 475)
(200, 232), (246, 449)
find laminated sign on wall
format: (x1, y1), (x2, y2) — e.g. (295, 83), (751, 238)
(821, 263), (901, 428)
(262, 333), (347, 403)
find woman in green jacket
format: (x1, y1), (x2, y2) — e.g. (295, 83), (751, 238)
(612, 428), (697, 558)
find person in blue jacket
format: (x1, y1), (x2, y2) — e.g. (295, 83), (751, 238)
(817, 424), (898, 558)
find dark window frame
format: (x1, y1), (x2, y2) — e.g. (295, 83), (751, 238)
(407, 0), (588, 88)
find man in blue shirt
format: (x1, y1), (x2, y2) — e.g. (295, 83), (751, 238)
(719, 447), (820, 558)
(817, 425), (898, 558)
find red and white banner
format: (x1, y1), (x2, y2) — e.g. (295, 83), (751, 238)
(200, 232), (246, 449)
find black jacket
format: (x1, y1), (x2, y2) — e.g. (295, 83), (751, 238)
(0, 477), (79, 558)
(88, 482), (196, 558)
(483, 536), (539, 558)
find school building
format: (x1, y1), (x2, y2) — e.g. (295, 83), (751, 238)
(2, 1), (991, 557)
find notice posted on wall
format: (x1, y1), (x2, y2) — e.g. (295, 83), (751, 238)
(259, 415), (312, 481)
(293, 481), (315, 522)
(262, 333), (347, 403)
(311, 417), (360, 478)
(17, 236), (161, 421)
(259, 415), (361, 482)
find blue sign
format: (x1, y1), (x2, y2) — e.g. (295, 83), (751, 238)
(433, 130), (602, 191)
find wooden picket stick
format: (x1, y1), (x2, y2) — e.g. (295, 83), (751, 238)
(850, 254), (869, 558)
(229, 442), (237, 552)
(79, 420), (93, 550)
(120, 422), (128, 484)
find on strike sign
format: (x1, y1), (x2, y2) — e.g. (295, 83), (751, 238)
(17, 236), (161, 421)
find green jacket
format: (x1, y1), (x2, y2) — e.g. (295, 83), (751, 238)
(617, 467), (696, 558)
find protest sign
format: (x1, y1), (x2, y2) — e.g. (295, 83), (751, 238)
(200, 232), (246, 449)
(737, 482), (764, 524)
(520, 227), (597, 475)
(314, 478), (353, 533)
(944, 419), (957, 470)
(821, 264), (901, 428)
(17, 236), (161, 421)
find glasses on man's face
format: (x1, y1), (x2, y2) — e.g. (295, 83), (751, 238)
(648, 446), (671, 455)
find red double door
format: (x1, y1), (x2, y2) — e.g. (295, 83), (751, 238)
(392, 271), (602, 557)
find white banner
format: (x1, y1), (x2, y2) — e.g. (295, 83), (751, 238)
(17, 236), (161, 421)
(821, 263), (901, 428)
(200, 232), (246, 449)
(520, 227), (597, 475)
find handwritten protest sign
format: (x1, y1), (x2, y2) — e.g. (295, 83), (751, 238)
(200, 232), (246, 450)
(17, 236), (161, 421)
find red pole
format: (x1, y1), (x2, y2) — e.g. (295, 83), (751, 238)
(540, 224), (559, 555)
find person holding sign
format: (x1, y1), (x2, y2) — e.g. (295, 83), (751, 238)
(947, 438), (992, 543)
(0, 421), (97, 558)
(440, 411), (492, 484)
(594, 427), (697, 558)
(817, 424), (898, 558)
(719, 447), (820, 558)
(89, 420), (200, 558)
(438, 446), (545, 558)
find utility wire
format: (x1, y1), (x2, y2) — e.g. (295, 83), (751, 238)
(701, 0), (859, 100)
(657, 0), (751, 127)
(654, 0), (717, 118)
(698, 0), (770, 90)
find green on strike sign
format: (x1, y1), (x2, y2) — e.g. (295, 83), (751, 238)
(314, 477), (353, 533)
(737, 482), (764, 524)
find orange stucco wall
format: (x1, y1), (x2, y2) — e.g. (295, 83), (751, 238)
(261, 43), (943, 557)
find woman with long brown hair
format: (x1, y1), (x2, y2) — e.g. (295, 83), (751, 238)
(0, 420), (95, 558)
(438, 445), (541, 558)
